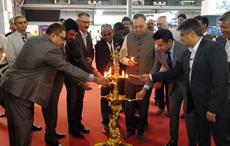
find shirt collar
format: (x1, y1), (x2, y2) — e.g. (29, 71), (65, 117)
(15, 31), (27, 37)
(169, 41), (175, 53)
(203, 31), (208, 36)
(188, 37), (203, 53)
(106, 40), (113, 45)
(80, 30), (88, 38)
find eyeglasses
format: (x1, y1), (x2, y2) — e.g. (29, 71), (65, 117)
(78, 19), (90, 24)
(56, 34), (66, 41)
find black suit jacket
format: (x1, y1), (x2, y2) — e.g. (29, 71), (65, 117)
(95, 37), (124, 74)
(65, 41), (94, 73)
(75, 31), (94, 64)
(151, 38), (228, 118)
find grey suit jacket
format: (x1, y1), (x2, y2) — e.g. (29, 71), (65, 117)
(150, 41), (186, 96)
(0, 36), (90, 107)
(151, 41), (186, 73)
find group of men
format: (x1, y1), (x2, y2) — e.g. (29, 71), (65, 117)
(0, 9), (230, 146)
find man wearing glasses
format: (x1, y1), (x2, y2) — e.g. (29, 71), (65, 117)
(5, 15), (42, 131)
(1, 23), (110, 146)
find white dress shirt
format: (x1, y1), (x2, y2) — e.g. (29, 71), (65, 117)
(225, 39), (230, 62)
(80, 30), (88, 48)
(188, 37), (203, 82)
(106, 40), (114, 53)
(119, 36), (130, 65)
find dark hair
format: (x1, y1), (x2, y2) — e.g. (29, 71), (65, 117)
(177, 14), (187, 19)
(219, 10), (230, 22)
(122, 16), (131, 22)
(153, 29), (174, 42)
(177, 18), (203, 37)
(194, 15), (209, 28)
(46, 23), (65, 35)
(63, 18), (79, 32)
(133, 13), (146, 21)
(78, 12), (90, 18)
(113, 22), (125, 31)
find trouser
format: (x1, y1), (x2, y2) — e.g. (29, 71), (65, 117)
(184, 111), (198, 146)
(155, 81), (169, 111)
(66, 83), (85, 133)
(195, 110), (230, 146)
(168, 90), (184, 144)
(42, 73), (64, 143)
(100, 86), (113, 125)
(3, 90), (33, 146)
(124, 81), (152, 135)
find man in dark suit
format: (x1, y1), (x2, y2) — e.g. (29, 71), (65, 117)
(65, 12), (101, 139)
(139, 18), (230, 146)
(217, 10), (230, 117)
(137, 29), (197, 146)
(0, 23), (109, 146)
(95, 24), (124, 134)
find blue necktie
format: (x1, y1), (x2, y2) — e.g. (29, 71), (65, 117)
(167, 51), (172, 69)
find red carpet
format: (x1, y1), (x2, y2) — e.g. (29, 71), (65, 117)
(0, 84), (190, 146)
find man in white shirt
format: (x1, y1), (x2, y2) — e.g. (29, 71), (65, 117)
(6, 15), (32, 63)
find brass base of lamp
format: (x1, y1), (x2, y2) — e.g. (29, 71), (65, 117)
(94, 142), (133, 146)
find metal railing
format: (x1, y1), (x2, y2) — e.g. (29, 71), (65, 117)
(24, 0), (201, 6)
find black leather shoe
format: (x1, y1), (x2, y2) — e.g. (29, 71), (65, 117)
(0, 112), (6, 118)
(46, 140), (63, 146)
(80, 127), (90, 134)
(123, 131), (135, 139)
(69, 131), (84, 139)
(165, 142), (177, 146)
(56, 133), (66, 139)
(31, 124), (42, 131)
(138, 134), (145, 143)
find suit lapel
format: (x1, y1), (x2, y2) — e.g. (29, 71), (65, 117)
(191, 38), (205, 80)
(77, 33), (87, 50)
(172, 41), (181, 66)
(160, 52), (170, 70)
(184, 50), (191, 83)
(103, 40), (111, 54)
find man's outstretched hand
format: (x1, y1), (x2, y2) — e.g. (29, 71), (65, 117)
(95, 77), (110, 86)
(138, 74), (151, 82)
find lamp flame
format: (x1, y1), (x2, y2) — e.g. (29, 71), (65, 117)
(130, 57), (134, 61)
